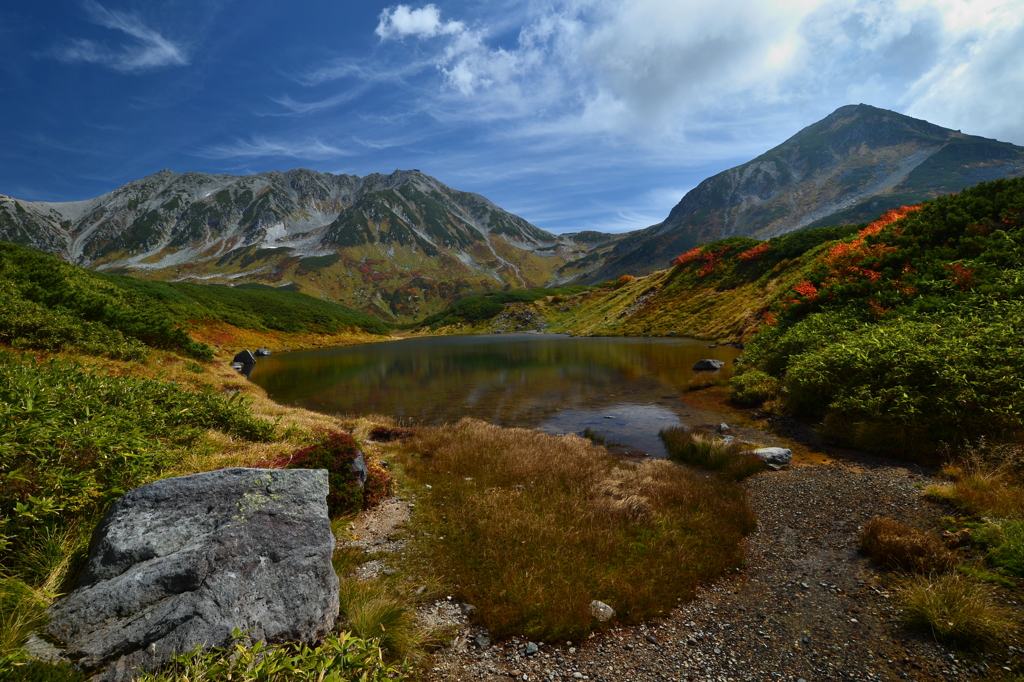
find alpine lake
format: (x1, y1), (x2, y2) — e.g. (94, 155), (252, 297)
(247, 334), (742, 459)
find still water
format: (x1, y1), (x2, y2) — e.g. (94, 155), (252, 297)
(247, 334), (741, 458)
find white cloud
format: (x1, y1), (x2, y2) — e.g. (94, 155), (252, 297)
(199, 136), (350, 160)
(357, 0), (1024, 145)
(375, 4), (465, 40)
(901, 1), (1024, 143)
(53, 1), (187, 73)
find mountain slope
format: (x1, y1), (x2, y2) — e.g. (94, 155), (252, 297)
(587, 104), (1024, 281)
(0, 169), (610, 321)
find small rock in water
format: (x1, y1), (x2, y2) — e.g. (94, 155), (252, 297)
(692, 359), (725, 371)
(718, 423), (730, 434)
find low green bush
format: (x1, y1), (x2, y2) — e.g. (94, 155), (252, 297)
(0, 243), (212, 360)
(730, 178), (1024, 455)
(138, 629), (408, 682)
(0, 353), (276, 586)
(728, 369), (779, 407)
(414, 285), (590, 329)
(974, 520), (1024, 576)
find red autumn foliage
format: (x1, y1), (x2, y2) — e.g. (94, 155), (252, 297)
(861, 204), (924, 237)
(793, 280), (819, 301)
(673, 246), (730, 277)
(867, 299), (890, 318)
(738, 243), (771, 260)
(673, 248), (703, 266)
(942, 262), (976, 290)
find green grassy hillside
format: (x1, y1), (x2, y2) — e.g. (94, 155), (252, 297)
(0, 243), (388, 362)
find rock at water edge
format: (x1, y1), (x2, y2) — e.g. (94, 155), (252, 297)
(742, 447), (793, 470)
(692, 359), (725, 371)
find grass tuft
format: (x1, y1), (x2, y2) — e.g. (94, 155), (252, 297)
(900, 572), (1017, 645)
(395, 418), (755, 640)
(658, 427), (767, 482)
(337, 579), (425, 663)
(859, 516), (957, 574)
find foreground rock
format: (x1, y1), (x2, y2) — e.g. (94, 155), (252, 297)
(744, 446), (793, 470)
(47, 468), (339, 681)
(692, 359), (725, 371)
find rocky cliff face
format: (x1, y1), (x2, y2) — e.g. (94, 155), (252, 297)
(0, 169), (609, 320)
(585, 104), (1024, 281)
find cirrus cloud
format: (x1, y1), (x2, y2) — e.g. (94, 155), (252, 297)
(52, 0), (187, 73)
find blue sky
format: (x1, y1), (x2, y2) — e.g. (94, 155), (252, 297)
(2, 0), (1022, 234)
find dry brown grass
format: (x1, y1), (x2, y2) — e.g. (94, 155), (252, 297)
(393, 418), (756, 640)
(925, 441), (1024, 520)
(901, 572), (1018, 645)
(658, 427), (767, 481)
(859, 516), (957, 574)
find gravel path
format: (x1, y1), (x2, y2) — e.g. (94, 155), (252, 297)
(414, 459), (1019, 682)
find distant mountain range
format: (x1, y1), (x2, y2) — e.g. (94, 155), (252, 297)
(587, 104), (1024, 280)
(0, 169), (617, 320)
(2, 104), (1023, 315)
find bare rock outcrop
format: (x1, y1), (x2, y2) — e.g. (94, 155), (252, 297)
(46, 468), (339, 681)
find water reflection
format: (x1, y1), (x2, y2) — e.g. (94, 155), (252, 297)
(247, 334), (740, 457)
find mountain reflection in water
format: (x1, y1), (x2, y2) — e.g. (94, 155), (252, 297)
(247, 334), (741, 458)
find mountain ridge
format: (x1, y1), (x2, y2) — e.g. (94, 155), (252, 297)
(583, 104), (1024, 281)
(0, 168), (619, 320)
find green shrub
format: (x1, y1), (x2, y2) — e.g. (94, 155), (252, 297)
(958, 564), (1016, 588)
(732, 177), (1024, 455)
(974, 520), (1024, 576)
(729, 369), (779, 407)
(0, 660), (87, 682)
(138, 629), (408, 681)
(286, 433), (365, 515)
(0, 243), (212, 361)
(0, 352), (275, 584)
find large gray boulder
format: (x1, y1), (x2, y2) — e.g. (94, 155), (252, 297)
(692, 358), (725, 371)
(46, 468), (339, 681)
